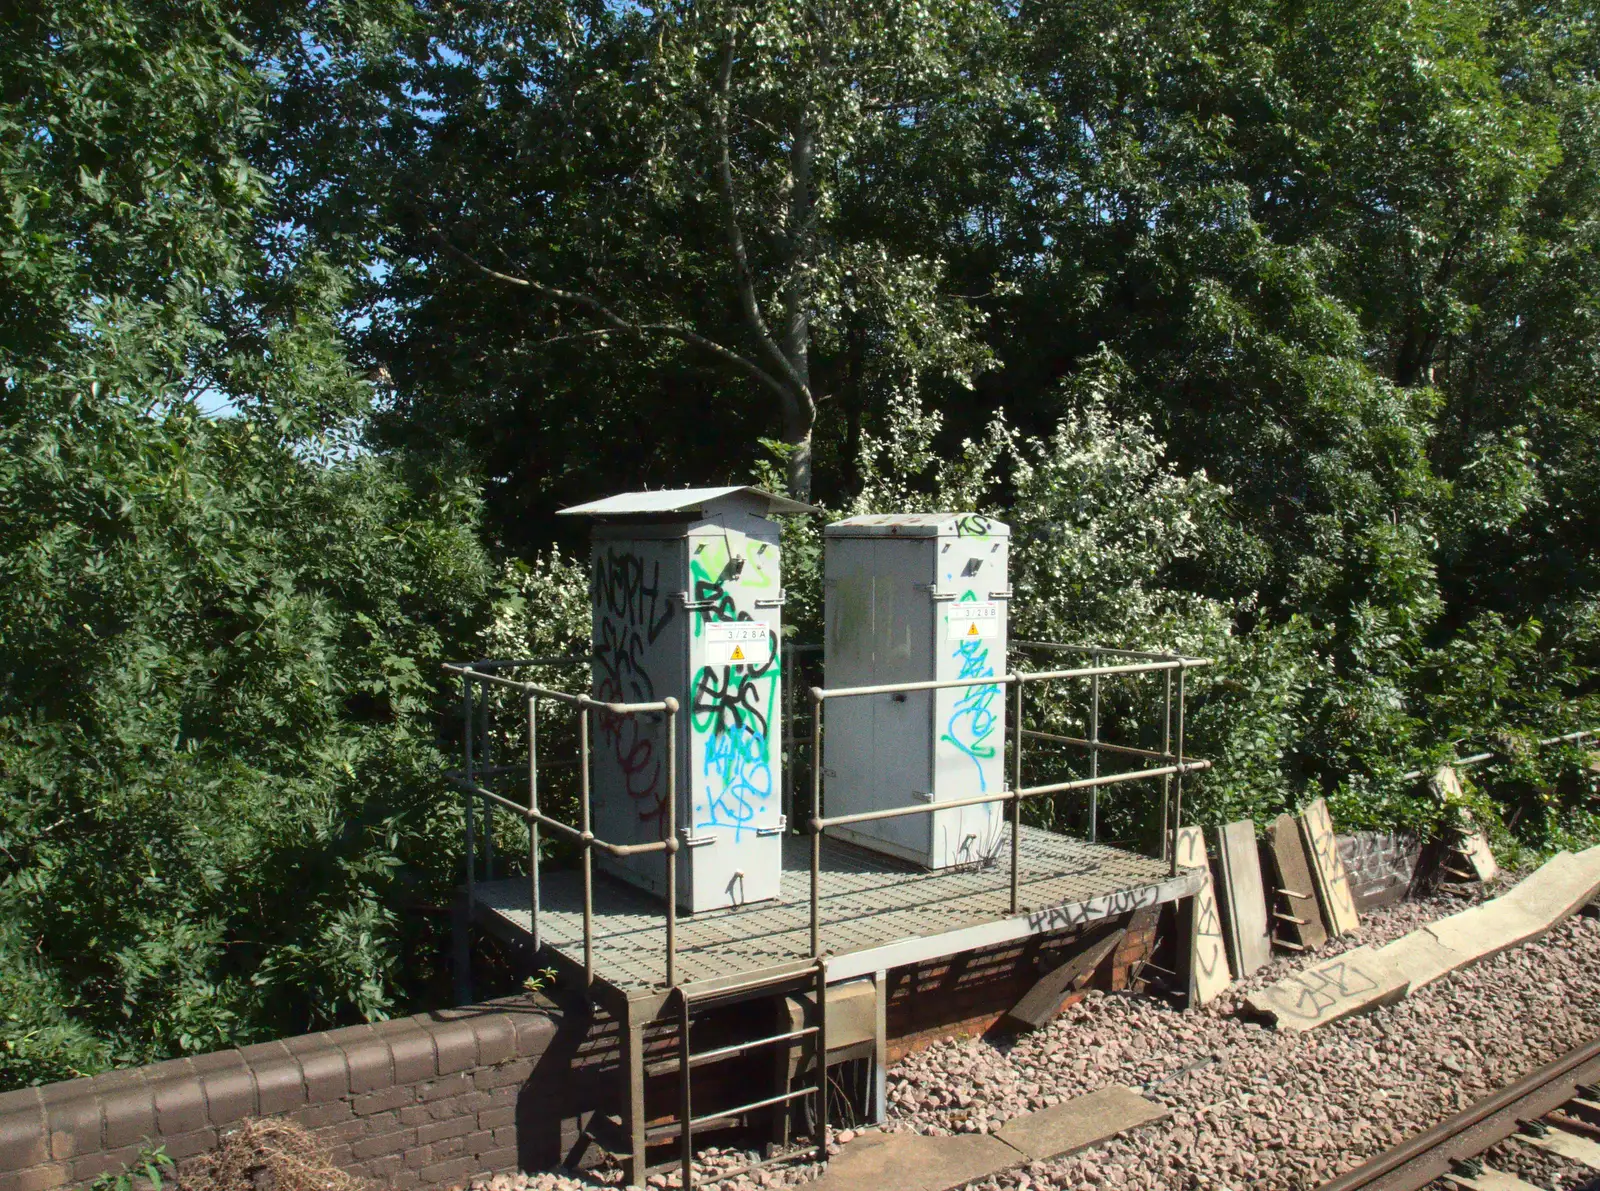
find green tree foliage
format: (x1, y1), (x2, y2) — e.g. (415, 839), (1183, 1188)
(268, 0), (1005, 513)
(0, 0), (491, 1086)
(6, 0), (1600, 1089)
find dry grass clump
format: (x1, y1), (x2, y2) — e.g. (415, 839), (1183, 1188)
(181, 1119), (369, 1191)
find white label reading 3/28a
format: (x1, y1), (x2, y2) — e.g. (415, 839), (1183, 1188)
(705, 623), (771, 666)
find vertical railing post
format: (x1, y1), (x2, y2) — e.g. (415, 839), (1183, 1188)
(1089, 651), (1101, 843)
(678, 988), (693, 1191)
(1173, 661), (1186, 876)
(814, 956), (829, 1168)
(482, 688), (495, 882)
(1163, 668), (1174, 873)
(810, 688), (824, 960)
(1009, 676), (1024, 914)
(664, 697), (680, 988)
(783, 640), (795, 831)
(579, 698), (594, 988)
(527, 692), (541, 951)
(463, 675), (476, 910)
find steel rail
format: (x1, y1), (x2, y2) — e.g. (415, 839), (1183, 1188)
(1019, 759), (1211, 800)
(445, 655), (591, 670)
(1398, 729), (1600, 783)
(443, 776), (673, 858)
(1020, 728), (1180, 762)
(1315, 1037), (1600, 1191)
(1015, 640), (1211, 663)
(812, 655), (1213, 701)
(816, 672), (1017, 699)
(1023, 659), (1211, 682)
(808, 759), (1212, 832)
(444, 663), (670, 714)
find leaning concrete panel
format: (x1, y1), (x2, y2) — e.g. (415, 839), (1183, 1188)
(1175, 826), (1232, 1004)
(1210, 820), (1272, 978)
(1267, 813), (1329, 951)
(1299, 798), (1360, 936)
(1002, 928), (1125, 1032)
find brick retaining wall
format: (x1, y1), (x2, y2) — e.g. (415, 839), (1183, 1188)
(0, 999), (568, 1191)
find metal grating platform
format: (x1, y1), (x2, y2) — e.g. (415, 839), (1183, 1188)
(474, 826), (1201, 996)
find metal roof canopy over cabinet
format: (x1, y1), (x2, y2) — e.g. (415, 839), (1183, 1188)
(823, 513), (1012, 869)
(560, 487), (815, 913)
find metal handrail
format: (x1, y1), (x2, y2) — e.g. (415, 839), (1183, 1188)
(1398, 729), (1600, 783)
(1021, 728), (1177, 762)
(449, 641), (1212, 993)
(446, 655), (591, 670)
(1015, 640), (1196, 663)
(806, 760), (1213, 832)
(446, 660), (682, 988)
(799, 648), (1209, 956)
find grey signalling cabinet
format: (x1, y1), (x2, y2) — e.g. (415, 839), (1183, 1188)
(822, 513), (1011, 869)
(558, 487), (814, 913)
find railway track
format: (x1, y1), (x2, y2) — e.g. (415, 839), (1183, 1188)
(1317, 1038), (1600, 1191)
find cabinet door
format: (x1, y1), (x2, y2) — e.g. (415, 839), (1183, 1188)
(823, 537), (933, 864)
(932, 528), (1009, 867)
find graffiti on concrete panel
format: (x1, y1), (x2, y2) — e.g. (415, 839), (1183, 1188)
(1339, 829), (1421, 899)
(1027, 883), (1159, 933)
(592, 548), (675, 828)
(1302, 799), (1359, 933)
(1174, 825), (1208, 871)
(1192, 872), (1231, 988)
(1254, 956), (1382, 1023)
(689, 539), (778, 840)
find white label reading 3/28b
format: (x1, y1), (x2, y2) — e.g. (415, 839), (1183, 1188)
(706, 623), (771, 666)
(948, 602), (1001, 641)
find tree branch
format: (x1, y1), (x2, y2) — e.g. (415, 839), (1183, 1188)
(433, 230), (795, 403)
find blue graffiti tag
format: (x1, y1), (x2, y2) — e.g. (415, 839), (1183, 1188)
(690, 658), (778, 841)
(941, 632), (999, 791)
(698, 720), (773, 838)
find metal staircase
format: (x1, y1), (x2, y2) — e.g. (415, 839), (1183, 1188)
(671, 959), (829, 1188)
(578, 960), (831, 1186)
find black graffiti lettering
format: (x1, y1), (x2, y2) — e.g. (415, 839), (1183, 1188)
(594, 548), (675, 646)
(690, 665), (771, 737)
(1174, 828), (1208, 870)
(1026, 884), (1160, 933)
(591, 549), (676, 828)
(687, 557), (782, 839)
(1193, 882), (1227, 978)
(1306, 806), (1357, 920)
(1261, 959), (1381, 1020)
(954, 514), (993, 538)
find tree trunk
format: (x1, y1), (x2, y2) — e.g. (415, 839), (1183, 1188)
(780, 121), (817, 502)
(787, 422), (813, 501)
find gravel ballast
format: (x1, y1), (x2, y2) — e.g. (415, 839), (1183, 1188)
(472, 877), (1600, 1191)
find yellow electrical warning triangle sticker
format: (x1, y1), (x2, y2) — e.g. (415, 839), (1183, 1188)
(966, 623), (980, 636)
(730, 644), (746, 661)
